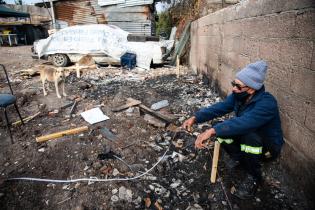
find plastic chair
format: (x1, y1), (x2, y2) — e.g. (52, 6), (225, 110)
(0, 64), (24, 143)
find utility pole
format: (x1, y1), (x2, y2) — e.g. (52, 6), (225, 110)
(49, 0), (56, 29)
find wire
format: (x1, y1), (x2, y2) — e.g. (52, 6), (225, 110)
(41, 0), (52, 21)
(113, 155), (134, 172)
(6, 149), (169, 184)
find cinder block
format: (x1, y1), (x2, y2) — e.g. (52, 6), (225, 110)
(261, 0), (315, 16)
(204, 24), (220, 36)
(277, 90), (308, 125)
(222, 21), (242, 37)
(207, 36), (221, 48)
(279, 39), (313, 68)
(218, 62), (234, 93)
(305, 103), (315, 132)
(238, 37), (259, 59)
(295, 8), (315, 39)
(206, 0), (223, 4)
(264, 81), (279, 99)
(241, 16), (269, 39)
(281, 142), (315, 204)
(198, 11), (223, 26)
(222, 36), (241, 54)
(236, 54), (251, 69)
(224, 0), (239, 4)
(290, 66), (315, 100)
(265, 61), (292, 89)
(267, 11), (297, 38)
(280, 112), (315, 161)
(258, 39), (282, 63)
(223, 5), (238, 22)
(233, 0), (263, 20)
(312, 47), (315, 70)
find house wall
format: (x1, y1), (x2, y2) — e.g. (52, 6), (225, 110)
(53, 0), (154, 35)
(5, 4), (50, 25)
(190, 0), (315, 204)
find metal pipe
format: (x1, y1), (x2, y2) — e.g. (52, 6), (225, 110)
(49, 0), (56, 29)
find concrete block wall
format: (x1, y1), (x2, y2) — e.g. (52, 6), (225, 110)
(190, 0), (315, 202)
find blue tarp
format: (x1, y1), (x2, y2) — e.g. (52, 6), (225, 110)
(0, 5), (30, 18)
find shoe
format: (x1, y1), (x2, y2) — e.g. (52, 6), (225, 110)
(233, 175), (260, 200)
(223, 154), (241, 170)
(224, 158), (240, 170)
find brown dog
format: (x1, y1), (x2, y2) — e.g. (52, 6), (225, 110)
(39, 65), (68, 98)
(75, 55), (96, 78)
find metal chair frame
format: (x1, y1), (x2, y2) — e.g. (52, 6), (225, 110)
(0, 64), (24, 143)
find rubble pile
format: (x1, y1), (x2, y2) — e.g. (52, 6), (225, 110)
(0, 65), (308, 210)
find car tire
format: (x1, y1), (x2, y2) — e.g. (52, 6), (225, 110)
(51, 54), (70, 67)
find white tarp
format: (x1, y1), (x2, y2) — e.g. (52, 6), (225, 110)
(36, 24), (163, 70)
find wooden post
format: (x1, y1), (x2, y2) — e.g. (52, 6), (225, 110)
(12, 112), (40, 126)
(211, 141), (221, 183)
(176, 55), (180, 78)
(36, 126), (89, 143)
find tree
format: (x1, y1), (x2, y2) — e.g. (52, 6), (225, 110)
(14, 0), (22, 5)
(156, 11), (173, 38)
(0, 0), (6, 4)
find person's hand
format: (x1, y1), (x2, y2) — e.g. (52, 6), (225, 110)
(181, 116), (196, 132)
(195, 128), (216, 149)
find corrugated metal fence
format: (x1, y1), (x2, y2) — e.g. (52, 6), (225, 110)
(54, 0), (155, 35)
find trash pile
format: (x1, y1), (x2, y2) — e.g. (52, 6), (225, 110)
(0, 66), (309, 210)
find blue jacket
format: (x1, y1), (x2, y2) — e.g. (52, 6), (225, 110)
(194, 86), (284, 147)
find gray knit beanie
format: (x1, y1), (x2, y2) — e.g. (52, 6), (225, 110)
(236, 60), (268, 90)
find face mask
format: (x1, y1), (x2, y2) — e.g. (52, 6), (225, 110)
(233, 91), (250, 101)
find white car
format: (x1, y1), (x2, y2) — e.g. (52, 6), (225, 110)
(32, 24), (167, 70)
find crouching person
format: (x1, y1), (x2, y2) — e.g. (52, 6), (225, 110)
(182, 60), (284, 199)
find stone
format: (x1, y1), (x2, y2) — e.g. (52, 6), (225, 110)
(112, 188), (118, 194)
(111, 195), (119, 202)
(171, 152), (186, 162)
(112, 168), (120, 176)
(133, 196), (142, 205)
(62, 184), (71, 190)
(175, 139), (184, 148)
(149, 185), (155, 191)
(38, 148), (45, 152)
(170, 179), (182, 188)
(93, 161), (102, 169)
(150, 100), (169, 110)
(185, 204), (203, 210)
(118, 186), (133, 202)
(144, 114), (166, 128)
(74, 183), (80, 189)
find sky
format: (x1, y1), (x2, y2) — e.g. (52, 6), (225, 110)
(4, 0), (42, 4)
(4, 0), (169, 13)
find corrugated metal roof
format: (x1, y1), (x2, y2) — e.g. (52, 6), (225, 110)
(98, 0), (153, 7)
(119, 0), (154, 7)
(103, 5), (150, 22)
(55, 0), (108, 25)
(98, 0), (124, 7)
(109, 21), (152, 35)
(54, 0), (154, 35)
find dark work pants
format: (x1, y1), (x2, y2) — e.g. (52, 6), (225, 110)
(219, 132), (280, 182)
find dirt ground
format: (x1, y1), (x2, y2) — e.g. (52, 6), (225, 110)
(0, 46), (311, 210)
